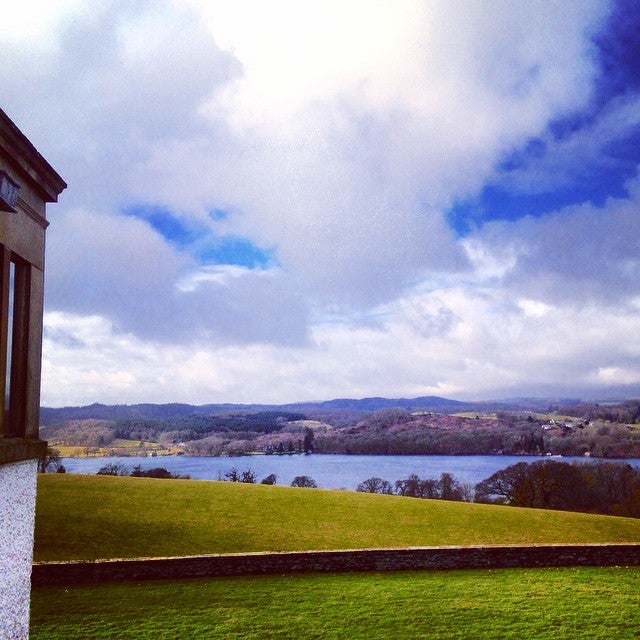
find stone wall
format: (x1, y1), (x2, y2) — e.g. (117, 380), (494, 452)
(1, 459), (37, 639)
(32, 543), (640, 587)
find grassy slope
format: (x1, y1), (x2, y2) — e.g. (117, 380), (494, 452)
(35, 474), (640, 562)
(31, 567), (640, 639)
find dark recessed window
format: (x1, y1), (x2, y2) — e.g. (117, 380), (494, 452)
(1, 248), (30, 438)
(0, 171), (19, 213)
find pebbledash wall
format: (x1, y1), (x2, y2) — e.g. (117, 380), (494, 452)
(0, 109), (65, 639)
(32, 543), (640, 586)
(1, 460), (38, 637)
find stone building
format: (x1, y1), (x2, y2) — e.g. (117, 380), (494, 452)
(0, 109), (66, 638)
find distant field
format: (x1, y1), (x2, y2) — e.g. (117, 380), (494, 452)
(52, 444), (87, 457)
(30, 567), (640, 639)
(35, 474), (640, 562)
(451, 411), (577, 421)
(53, 439), (178, 458)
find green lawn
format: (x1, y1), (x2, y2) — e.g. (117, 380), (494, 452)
(30, 567), (640, 639)
(35, 473), (640, 562)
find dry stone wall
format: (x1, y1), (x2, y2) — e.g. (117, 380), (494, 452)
(32, 544), (640, 586)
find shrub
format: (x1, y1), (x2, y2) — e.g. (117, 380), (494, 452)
(133, 466), (190, 479)
(97, 463), (130, 476)
(291, 475), (317, 488)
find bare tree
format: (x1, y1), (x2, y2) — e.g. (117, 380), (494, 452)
(37, 446), (62, 473)
(357, 477), (393, 494)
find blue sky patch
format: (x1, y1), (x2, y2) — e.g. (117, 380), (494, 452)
(447, 171), (632, 236)
(123, 204), (274, 269)
(592, 0), (640, 106)
(196, 237), (274, 269)
(123, 205), (206, 247)
(447, 1), (640, 237)
(448, 120), (640, 236)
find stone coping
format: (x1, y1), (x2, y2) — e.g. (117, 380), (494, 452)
(32, 543), (640, 587)
(0, 438), (46, 465)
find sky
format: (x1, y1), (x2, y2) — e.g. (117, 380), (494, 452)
(2, 0), (640, 407)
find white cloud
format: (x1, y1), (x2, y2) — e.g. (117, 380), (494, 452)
(517, 299), (552, 319)
(42, 277), (640, 405)
(45, 207), (309, 345)
(474, 170), (640, 306)
(0, 1), (238, 213)
(129, 0), (609, 310)
(6, 0), (638, 405)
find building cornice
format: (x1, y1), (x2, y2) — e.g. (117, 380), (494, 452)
(0, 109), (67, 204)
(0, 438), (47, 465)
(17, 196), (49, 229)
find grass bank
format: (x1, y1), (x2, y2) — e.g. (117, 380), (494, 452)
(30, 567), (640, 639)
(35, 474), (640, 562)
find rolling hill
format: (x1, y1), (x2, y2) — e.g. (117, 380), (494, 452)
(35, 474), (640, 562)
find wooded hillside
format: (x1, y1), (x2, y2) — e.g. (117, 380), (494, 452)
(40, 399), (640, 458)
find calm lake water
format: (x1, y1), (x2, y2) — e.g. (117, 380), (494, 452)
(60, 454), (640, 491)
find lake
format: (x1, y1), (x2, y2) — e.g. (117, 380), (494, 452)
(59, 454), (640, 491)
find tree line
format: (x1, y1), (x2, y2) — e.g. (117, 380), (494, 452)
(356, 472), (473, 501)
(217, 467), (318, 488)
(475, 460), (640, 517)
(357, 460), (640, 518)
(558, 400), (640, 425)
(217, 459), (640, 518)
(96, 463), (191, 479)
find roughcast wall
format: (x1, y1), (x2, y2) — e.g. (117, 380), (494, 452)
(1, 459), (38, 639)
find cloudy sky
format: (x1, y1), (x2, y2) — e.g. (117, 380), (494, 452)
(3, 0), (640, 406)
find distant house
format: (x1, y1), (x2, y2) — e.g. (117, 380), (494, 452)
(0, 109), (66, 639)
